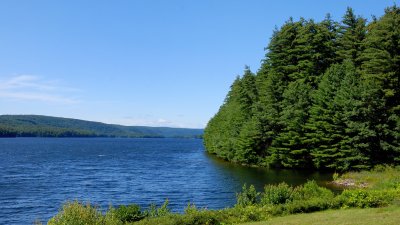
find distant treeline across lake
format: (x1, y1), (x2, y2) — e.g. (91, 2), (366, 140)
(0, 115), (203, 138)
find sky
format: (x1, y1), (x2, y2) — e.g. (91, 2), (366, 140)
(0, 0), (398, 128)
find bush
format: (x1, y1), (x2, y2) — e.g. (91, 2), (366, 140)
(48, 201), (106, 225)
(338, 189), (395, 208)
(157, 199), (171, 217)
(133, 214), (181, 225)
(236, 184), (259, 207)
(184, 202), (198, 215)
(144, 199), (171, 218)
(283, 198), (335, 214)
(176, 210), (220, 225)
(134, 210), (221, 225)
(114, 204), (145, 222)
(232, 205), (271, 222)
(261, 182), (295, 205)
(296, 180), (334, 201)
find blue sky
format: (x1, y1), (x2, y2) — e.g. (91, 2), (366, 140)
(0, 0), (398, 128)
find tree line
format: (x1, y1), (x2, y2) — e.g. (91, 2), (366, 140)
(0, 115), (204, 138)
(204, 6), (400, 171)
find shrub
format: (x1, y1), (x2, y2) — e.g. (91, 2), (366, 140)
(134, 210), (222, 225)
(261, 182), (294, 205)
(338, 189), (395, 208)
(234, 205), (271, 222)
(332, 172), (339, 181)
(236, 184), (259, 207)
(114, 204), (145, 222)
(296, 180), (334, 201)
(144, 199), (171, 218)
(212, 206), (271, 224)
(146, 203), (158, 218)
(133, 214), (181, 225)
(157, 199), (171, 217)
(283, 198), (334, 214)
(184, 202), (198, 215)
(48, 201), (105, 225)
(177, 210), (220, 225)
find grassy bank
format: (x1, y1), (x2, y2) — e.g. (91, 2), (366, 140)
(45, 166), (400, 225)
(332, 165), (400, 190)
(242, 205), (400, 225)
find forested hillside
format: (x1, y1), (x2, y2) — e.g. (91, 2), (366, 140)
(0, 115), (203, 138)
(204, 6), (400, 171)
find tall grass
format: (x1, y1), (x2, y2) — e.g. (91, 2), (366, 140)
(339, 165), (400, 190)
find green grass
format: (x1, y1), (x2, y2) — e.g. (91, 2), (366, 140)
(337, 165), (400, 190)
(242, 205), (400, 225)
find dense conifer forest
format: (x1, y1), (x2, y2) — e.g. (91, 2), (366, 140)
(0, 115), (203, 138)
(204, 6), (400, 171)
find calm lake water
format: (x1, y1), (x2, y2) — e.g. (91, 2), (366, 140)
(0, 138), (333, 224)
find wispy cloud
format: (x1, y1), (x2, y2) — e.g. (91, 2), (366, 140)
(0, 75), (80, 104)
(108, 117), (178, 127)
(104, 116), (204, 128)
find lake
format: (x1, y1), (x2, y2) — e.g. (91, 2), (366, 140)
(0, 138), (333, 224)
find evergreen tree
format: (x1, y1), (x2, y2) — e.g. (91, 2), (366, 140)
(251, 19), (305, 164)
(204, 6), (400, 170)
(204, 68), (257, 161)
(234, 117), (265, 164)
(337, 7), (367, 67)
(306, 63), (347, 169)
(334, 63), (370, 170)
(266, 18), (303, 77)
(289, 17), (338, 86)
(360, 5), (400, 164)
(269, 80), (312, 168)
(307, 62), (369, 170)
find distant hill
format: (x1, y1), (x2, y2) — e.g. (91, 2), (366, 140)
(0, 115), (203, 138)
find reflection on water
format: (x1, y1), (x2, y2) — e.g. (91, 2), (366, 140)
(205, 152), (335, 192)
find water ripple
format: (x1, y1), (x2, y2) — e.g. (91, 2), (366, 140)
(0, 138), (332, 224)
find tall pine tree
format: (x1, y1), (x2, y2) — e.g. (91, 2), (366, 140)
(337, 7), (367, 67)
(360, 5), (400, 164)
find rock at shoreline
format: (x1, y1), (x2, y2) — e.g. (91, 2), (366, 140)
(331, 179), (368, 188)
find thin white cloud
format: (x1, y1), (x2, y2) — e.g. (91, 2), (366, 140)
(104, 117), (196, 128)
(0, 75), (80, 104)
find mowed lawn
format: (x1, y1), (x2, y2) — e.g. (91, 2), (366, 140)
(242, 206), (400, 225)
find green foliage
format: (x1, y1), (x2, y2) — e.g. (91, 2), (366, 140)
(114, 204), (144, 223)
(143, 199), (171, 218)
(358, 5), (400, 165)
(332, 172), (339, 181)
(269, 80), (312, 168)
(338, 165), (400, 190)
(337, 7), (367, 67)
(296, 181), (334, 201)
(204, 5), (400, 171)
(338, 189), (394, 208)
(306, 62), (371, 170)
(156, 199), (171, 217)
(203, 68), (258, 163)
(260, 181), (334, 212)
(236, 184), (259, 207)
(47, 201), (119, 225)
(275, 198), (336, 215)
(145, 203), (158, 218)
(183, 203), (198, 215)
(261, 183), (295, 205)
